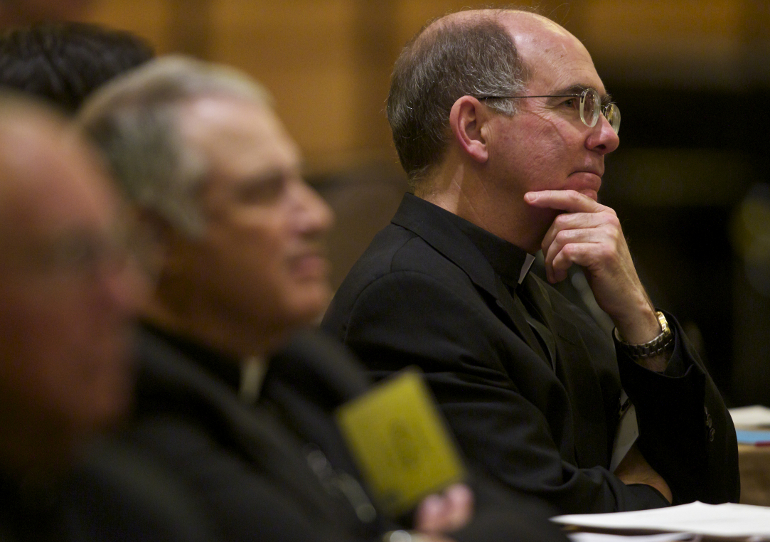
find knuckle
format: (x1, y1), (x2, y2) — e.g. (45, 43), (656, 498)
(598, 220), (621, 240)
(601, 211), (620, 227)
(595, 245), (621, 267)
(553, 229), (573, 246)
(552, 213), (570, 228)
(561, 243), (580, 260)
(596, 244), (614, 259)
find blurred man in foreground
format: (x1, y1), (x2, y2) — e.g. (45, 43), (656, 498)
(0, 94), (223, 542)
(77, 55), (566, 542)
(0, 94), (138, 539)
(0, 95), (139, 481)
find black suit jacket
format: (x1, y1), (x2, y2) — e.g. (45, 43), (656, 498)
(0, 438), (216, 542)
(125, 324), (567, 542)
(322, 193), (739, 514)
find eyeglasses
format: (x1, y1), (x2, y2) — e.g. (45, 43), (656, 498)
(478, 87), (620, 134)
(8, 225), (138, 283)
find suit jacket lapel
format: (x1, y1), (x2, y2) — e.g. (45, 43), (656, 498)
(394, 196), (611, 469)
(521, 275), (610, 468)
(494, 275), (551, 365)
(261, 331), (376, 481)
(267, 329), (371, 406)
(392, 195), (540, 354)
(392, 195), (500, 296)
(136, 331), (344, 522)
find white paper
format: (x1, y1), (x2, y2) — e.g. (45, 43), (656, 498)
(729, 405), (770, 428)
(567, 532), (694, 542)
(610, 393), (638, 472)
(552, 501), (770, 538)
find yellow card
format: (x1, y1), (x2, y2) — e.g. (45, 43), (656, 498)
(335, 368), (466, 517)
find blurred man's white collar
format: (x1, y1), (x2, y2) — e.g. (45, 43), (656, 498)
(239, 356), (267, 403)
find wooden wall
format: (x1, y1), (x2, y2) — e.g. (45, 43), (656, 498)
(76, 1), (770, 403)
(79, 0), (770, 174)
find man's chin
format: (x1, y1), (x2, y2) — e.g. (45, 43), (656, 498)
(288, 285), (332, 325)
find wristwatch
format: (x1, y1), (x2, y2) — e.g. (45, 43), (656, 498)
(383, 531), (428, 542)
(614, 311), (674, 359)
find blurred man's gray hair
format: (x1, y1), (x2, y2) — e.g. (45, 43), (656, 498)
(77, 55), (272, 235)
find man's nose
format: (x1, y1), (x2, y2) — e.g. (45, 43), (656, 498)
(296, 180), (335, 235)
(587, 115), (620, 155)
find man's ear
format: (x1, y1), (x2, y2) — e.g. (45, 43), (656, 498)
(129, 208), (178, 281)
(449, 96), (489, 164)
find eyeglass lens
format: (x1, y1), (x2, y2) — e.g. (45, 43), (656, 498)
(580, 88), (620, 134)
(604, 103), (620, 134)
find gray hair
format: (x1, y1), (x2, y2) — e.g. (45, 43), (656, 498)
(386, 9), (530, 189)
(76, 55), (272, 236)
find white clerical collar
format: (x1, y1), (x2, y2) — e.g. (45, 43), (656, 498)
(518, 254), (536, 285)
(239, 356), (267, 403)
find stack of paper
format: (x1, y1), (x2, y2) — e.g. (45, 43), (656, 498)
(552, 501), (770, 539)
(729, 405), (770, 445)
(729, 405), (770, 428)
(567, 533), (692, 542)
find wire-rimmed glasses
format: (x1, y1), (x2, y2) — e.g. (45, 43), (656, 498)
(478, 87), (620, 134)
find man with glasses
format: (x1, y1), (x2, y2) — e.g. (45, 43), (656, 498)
(0, 94), (216, 542)
(0, 97), (141, 498)
(322, 7), (738, 513)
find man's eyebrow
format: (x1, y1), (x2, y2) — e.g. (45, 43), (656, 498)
(552, 84), (614, 104)
(231, 168), (285, 193)
(548, 84), (588, 96)
(250, 160), (301, 182)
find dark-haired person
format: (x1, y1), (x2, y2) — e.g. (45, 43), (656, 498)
(0, 21), (153, 114)
(322, 7), (739, 514)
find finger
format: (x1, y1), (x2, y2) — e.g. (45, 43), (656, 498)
(540, 224), (591, 283)
(550, 242), (605, 281)
(440, 484), (474, 531)
(543, 242), (571, 283)
(525, 189), (607, 214)
(415, 493), (449, 533)
(541, 210), (613, 256)
(541, 211), (621, 282)
(414, 484), (474, 534)
(545, 233), (618, 285)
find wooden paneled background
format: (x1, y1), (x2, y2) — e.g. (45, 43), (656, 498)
(79, 0), (770, 172)
(67, 0), (770, 405)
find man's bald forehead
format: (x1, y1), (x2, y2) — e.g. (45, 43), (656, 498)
(0, 96), (71, 192)
(416, 8), (501, 42)
(0, 95), (107, 235)
(0, 92), (69, 129)
(0, 95), (72, 163)
(0, 98), (63, 198)
(418, 8), (569, 45)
